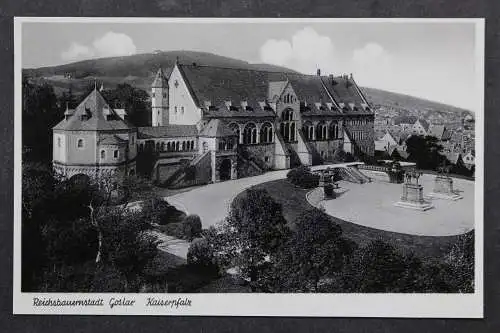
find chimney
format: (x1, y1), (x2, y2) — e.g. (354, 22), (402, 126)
(317, 68), (321, 76)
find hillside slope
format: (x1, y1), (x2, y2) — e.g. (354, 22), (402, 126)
(23, 50), (473, 119)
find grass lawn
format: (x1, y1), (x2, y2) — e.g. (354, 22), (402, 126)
(242, 179), (462, 260)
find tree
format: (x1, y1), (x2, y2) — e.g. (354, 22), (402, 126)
(342, 240), (409, 292)
(208, 188), (290, 291)
(444, 231), (474, 293)
(22, 78), (61, 163)
(21, 166), (161, 292)
(278, 209), (356, 292)
(102, 83), (151, 126)
(182, 214), (203, 241)
(406, 135), (446, 170)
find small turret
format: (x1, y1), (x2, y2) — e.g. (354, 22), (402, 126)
(151, 68), (169, 126)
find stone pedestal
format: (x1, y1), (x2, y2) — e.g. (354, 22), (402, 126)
(427, 175), (462, 200)
(394, 183), (434, 211)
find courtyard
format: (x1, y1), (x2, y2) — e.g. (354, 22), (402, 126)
(317, 170), (474, 237)
(162, 167), (475, 259)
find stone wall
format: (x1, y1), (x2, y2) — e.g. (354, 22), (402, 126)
(243, 143), (275, 170)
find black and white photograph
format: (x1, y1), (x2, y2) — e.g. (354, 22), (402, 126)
(13, 17), (484, 316)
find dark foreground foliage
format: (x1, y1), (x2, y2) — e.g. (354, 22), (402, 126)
(22, 163), (162, 292)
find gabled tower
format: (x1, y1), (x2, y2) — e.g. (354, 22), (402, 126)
(151, 68), (169, 127)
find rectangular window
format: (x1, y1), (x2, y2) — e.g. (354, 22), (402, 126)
(114, 150), (119, 159)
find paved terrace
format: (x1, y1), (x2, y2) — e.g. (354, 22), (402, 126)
(319, 170), (475, 236)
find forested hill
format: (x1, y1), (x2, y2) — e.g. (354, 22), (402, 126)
(23, 50), (472, 117)
(361, 86), (473, 118)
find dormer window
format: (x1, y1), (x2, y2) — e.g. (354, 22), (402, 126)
(101, 150), (106, 159)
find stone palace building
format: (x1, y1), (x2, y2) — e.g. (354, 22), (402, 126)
(52, 61), (375, 186)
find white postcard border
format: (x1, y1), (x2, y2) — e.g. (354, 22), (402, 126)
(13, 17), (485, 317)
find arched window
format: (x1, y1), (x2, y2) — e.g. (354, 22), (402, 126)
(202, 141), (208, 153)
(229, 123), (240, 143)
(191, 140), (195, 150)
(330, 121), (340, 139)
(182, 141), (186, 151)
(77, 138), (84, 148)
(161, 142), (165, 151)
(175, 141), (179, 151)
(243, 123), (257, 144)
(174, 106), (178, 114)
(303, 122), (314, 141)
(260, 122), (273, 143)
(156, 142), (161, 151)
(282, 109), (293, 121)
(100, 150), (105, 159)
(113, 150), (119, 159)
(57, 137), (61, 148)
(316, 122), (328, 140)
(290, 122), (296, 141)
(181, 106), (185, 114)
(218, 140), (226, 151)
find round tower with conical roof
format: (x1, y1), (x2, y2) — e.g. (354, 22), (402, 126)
(151, 68), (169, 126)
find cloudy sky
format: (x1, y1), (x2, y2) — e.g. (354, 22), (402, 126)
(21, 20), (480, 111)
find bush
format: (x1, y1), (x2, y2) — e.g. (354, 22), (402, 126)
(187, 238), (217, 270)
(158, 222), (184, 239)
(158, 214), (203, 241)
(324, 183), (335, 198)
(182, 214), (203, 241)
(286, 166), (319, 189)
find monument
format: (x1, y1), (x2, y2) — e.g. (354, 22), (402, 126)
(394, 170), (434, 211)
(387, 161), (405, 184)
(427, 165), (463, 200)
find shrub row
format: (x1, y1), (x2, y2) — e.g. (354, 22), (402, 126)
(286, 166), (320, 189)
(158, 214), (202, 241)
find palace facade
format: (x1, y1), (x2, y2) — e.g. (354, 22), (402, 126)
(53, 61), (375, 186)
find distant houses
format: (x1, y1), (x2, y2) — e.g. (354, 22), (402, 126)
(375, 115), (474, 175)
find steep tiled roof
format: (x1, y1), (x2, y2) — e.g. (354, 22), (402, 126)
(268, 81), (288, 102)
(176, 63), (369, 117)
(428, 124), (446, 140)
(99, 135), (128, 145)
(320, 75), (368, 113)
(199, 119), (237, 138)
(137, 125), (198, 139)
(416, 118), (430, 131)
(53, 89), (132, 131)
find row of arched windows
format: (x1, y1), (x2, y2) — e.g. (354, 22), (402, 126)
(138, 140), (196, 152)
(229, 122), (274, 145)
(283, 93), (295, 104)
(218, 138), (236, 151)
(303, 121), (342, 141)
